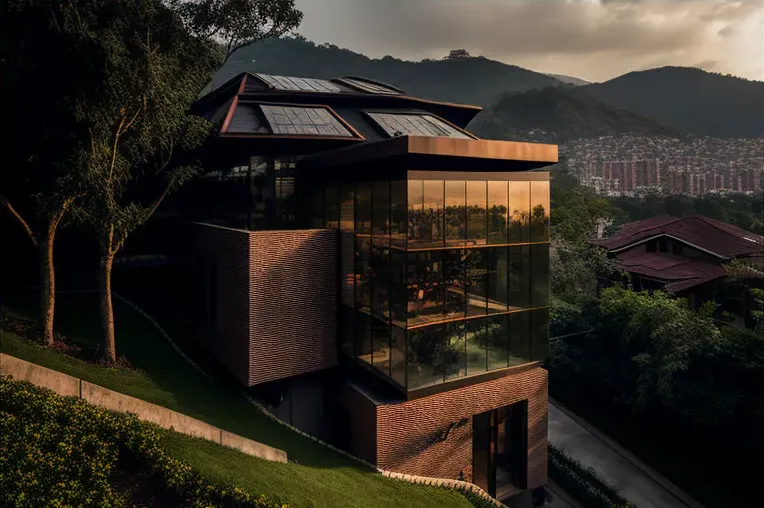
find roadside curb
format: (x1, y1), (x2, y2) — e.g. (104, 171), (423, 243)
(549, 397), (705, 508)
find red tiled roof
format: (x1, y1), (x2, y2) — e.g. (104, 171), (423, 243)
(614, 250), (728, 292)
(592, 215), (764, 259)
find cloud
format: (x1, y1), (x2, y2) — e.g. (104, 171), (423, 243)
(294, 0), (763, 82)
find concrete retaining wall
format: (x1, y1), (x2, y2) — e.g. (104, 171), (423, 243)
(0, 353), (287, 464)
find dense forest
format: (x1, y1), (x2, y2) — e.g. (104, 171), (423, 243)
(472, 87), (677, 143)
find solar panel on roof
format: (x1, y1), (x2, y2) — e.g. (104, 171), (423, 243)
(340, 77), (401, 95)
(260, 105), (354, 137)
(367, 112), (471, 139)
(256, 73), (343, 93)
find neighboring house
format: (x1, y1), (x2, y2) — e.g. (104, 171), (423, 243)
(182, 72), (556, 505)
(592, 215), (764, 314)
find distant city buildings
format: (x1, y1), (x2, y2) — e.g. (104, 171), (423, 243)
(564, 135), (764, 197)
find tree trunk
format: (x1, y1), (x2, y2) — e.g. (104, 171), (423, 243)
(39, 229), (56, 346)
(99, 250), (116, 364)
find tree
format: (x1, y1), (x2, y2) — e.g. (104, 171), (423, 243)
(0, 1), (100, 346)
(172, 0), (303, 62)
(445, 48), (471, 60)
(47, 0), (218, 363)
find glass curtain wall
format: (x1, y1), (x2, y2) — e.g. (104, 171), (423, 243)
(326, 175), (550, 392)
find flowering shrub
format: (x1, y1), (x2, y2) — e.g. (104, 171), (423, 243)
(0, 376), (287, 508)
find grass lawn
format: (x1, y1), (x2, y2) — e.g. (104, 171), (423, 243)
(1, 291), (475, 508)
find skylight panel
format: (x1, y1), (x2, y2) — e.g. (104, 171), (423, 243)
(256, 73), (343, 93)
(260, 105), (354, 137)
(367, 113), (471, 139)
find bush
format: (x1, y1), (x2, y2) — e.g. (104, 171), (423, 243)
(0, 376), (286, 508)
(548, 444), (634, 508)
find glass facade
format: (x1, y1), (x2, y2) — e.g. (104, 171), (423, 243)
(325, 175), (550, 392)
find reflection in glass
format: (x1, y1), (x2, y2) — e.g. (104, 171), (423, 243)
(530, 181), (550, 242)
(391, 180), (407, 249)
(466, 319), (488, 375)
(509, 311), (530, 366)
(509, 182), (530, 244)
(407, 180), (424, 245)
(488, 181), (509, 244)
(465, 249), (488, 317)
(445, 181), (466, 245)
(390, 250), (407, 328)
(444, 322), (466, 380)
(371, 244), (390, 320)
(531, 243), (550, 308)
(339, 184), (354, 232)
(467, 181), (487, 245)
(530, 308), (550, 362)
(407, 251), (443, 326)
(443, 249), (466, 320)
(372, 320), (391, 375)
(487, 314), (510, 371)
(339, 305), (355, 357)
(508, 246), (530, 310)
(325, 185), (340, 229)
(408, 326), (444, 389)
(356, 312), (372, 364)
(373, 181), (390, 237)
(487, 247), (509, 314)
(391, 326), (406, 387)
(423, 180), (445, 247)
(355, 237), (372, 312)
(356, 182), (372, 236)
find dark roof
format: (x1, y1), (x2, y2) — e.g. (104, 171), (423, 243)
(193, 72), (482, 130)
(593, 215), (764, 259)
(614, 250), (728, 292)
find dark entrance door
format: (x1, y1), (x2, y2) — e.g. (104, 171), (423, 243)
(472, 401), (528, 499)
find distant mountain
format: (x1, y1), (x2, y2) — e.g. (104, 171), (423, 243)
(208, 37), (562, 107)
(580, 67), (764, 138)
(546, 73), (591, 86)
(472, 86), (678, 143)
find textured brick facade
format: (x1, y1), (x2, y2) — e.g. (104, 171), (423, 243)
(191, 224), (337, 387)
(344, 366), (548, 490)
(248, 230), (337, 385)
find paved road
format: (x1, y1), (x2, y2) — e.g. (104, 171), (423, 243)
(548, 402), (701, 508)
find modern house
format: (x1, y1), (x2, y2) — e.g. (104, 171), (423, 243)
(184, 72), (556, 504)
(592, 215), (764, 320)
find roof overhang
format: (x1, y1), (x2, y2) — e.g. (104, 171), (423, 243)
(298, 135), (558, 177)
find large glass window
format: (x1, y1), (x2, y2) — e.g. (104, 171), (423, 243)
(408, 326), (444, 389)
(509, 182), (530, 244)
(467, 181), (487, 245)
(443, 322), (467, 380)
(466, 319), (488, 375)
(488, 181), (509, 244)
(445, 181), (466, 246)
(530, 308), (550, 362)
(487, 247), (509, 314)
(390, 249), (407, 329)
(423, 180), (445, 248)
(487, 314), (510, 371)
(373, 181), (390, 237)
(391, 326), (406, 387)
(531, 243), (550, 308)
(391, 180), (407, 249)
(508, 246), (530, 310)
(407, 251), (443, 327)
(508, 311), (531, 366)
(356, 312), (372, 365)
(530, 181), (550, 243)
(465, 249), (488, 317)
(443, 249), (467, 320)
(372, 320), (391, 376)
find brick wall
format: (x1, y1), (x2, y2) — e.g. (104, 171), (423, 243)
(191, 224), (337, 387)
(193, 224), (251, 385)
(248, 229), (337, 386)
(374, 366), (548, 490)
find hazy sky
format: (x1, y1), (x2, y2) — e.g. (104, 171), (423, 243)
(294, 0), (763, 83)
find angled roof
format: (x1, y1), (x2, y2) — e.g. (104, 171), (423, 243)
(593, 215), (764, 259)
(615, 250), (728, 292)
(193, 72), (483, 130)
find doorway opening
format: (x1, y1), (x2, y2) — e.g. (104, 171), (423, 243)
(472, 400), (528, 499)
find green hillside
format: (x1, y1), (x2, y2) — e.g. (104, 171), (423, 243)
(207, 36), (562, 107)
(580, 66), (764, 138)
(472, 86), (677, 142)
